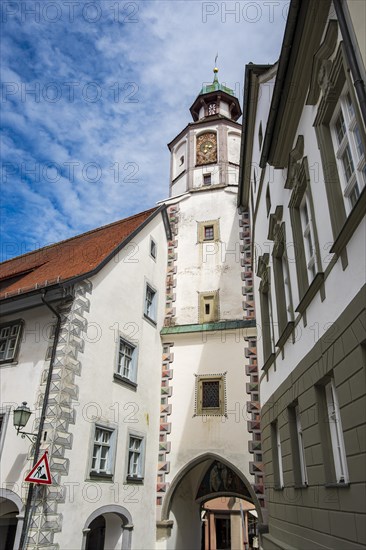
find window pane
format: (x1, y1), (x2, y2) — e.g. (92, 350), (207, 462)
(335, 111), (346, 145)
(204, 226), (214, 240)
(342, 144), (355, 182)
(202, 381), (220, 408)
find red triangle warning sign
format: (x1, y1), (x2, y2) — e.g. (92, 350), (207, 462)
(25, 451), (52, 485)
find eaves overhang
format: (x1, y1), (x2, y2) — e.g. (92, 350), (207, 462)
(238, 63), (273, 208)
(259, 0), (331, 169)
(0, 205), (170, 310)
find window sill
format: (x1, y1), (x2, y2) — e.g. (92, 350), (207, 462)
(113, 373), (137, 390)
(330, 186), (366, 256)
(0, 361), (18, 367)
(325, 482), (350, 489)
(126, 476), (144, 485)
(295, 272), (324, 315)
(89, 471), (113, 480)
(294, 483), (308, 489)
(273, 485), (284, 491)
(275, 321), (295, 349)
(143, 313), (157, 327)
(262, 353), (276, 372)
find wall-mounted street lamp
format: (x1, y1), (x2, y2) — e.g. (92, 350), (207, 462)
(13, 402), (36, 441)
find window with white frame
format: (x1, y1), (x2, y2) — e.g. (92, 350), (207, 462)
(127, 433), (145, 481)
(325, 378), (349, 484)
(288, 403), (308, 486)
(271, 421), (284, 489)
(90, 426), (116, 477)
(144, 284), (157, 322)
(331, 86), (366, 212)
(116, 338), (137, 383)
(0, 321), (23, 364)
(295, 406), (308, 485)
(299, 192), (316, 282)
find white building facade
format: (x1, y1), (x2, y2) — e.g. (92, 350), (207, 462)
(239, 1), (366, 548)
(0, 208), (170, 550)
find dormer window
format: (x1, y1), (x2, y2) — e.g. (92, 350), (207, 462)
(208, 103), (217, 116)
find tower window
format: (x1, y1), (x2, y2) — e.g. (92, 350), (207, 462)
(203, 173), (212, 185)
(204, 225), (214, 241)
(208, 103), (217, 116)
(195, 374), (226, 416)
(179, 155), (184, 166)
(198, 220), (219, 243)
(199, 291), (219, 323)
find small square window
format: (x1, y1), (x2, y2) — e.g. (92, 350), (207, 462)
(198, 220), (219, 243)
(0, 321), (23, 364)
(204, 225), (214, 241)
(150, 238), (157, 259)
(199, 291), (219, 323)
(196, 375), (225, 416)
(203, 173), (212, 185)
(127, 433), (145, 482)
(144, 284), (157, 323)
(90, 426), (116, 478)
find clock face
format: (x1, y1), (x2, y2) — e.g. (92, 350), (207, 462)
(196, 132), (217, 165)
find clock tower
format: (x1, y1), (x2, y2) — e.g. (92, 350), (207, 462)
(156, 68), (263, 549)
(168, 67), (242, 197)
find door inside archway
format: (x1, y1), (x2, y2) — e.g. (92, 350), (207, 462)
(0, 498), (19, 550)
(85, 516), (105, 550)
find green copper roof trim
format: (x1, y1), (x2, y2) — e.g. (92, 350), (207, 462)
(199, 82), (236, 97)
(161, 319), (256, 335)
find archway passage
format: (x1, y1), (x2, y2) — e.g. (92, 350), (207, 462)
(82, 505), (132, 550)
(161, 456), (261, 550)
(0, 497), (20, 550)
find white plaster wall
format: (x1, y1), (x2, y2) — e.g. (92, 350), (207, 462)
(172, 188), (244, 325)
(0, 307), (54, 485)
(228, 131), (241, 164)
(50, 213), (168, 550)
(192, 165), (221, 188)
(163, 328), (256, 488)
(172, 140), (187, 181)
(219, 100), (230, 118)
(171, 173), (187, 197)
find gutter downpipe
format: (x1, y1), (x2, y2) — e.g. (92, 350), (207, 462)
(19, 291), (63, 550)
(333, 0), (366, 125)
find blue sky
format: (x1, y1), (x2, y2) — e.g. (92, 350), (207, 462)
(1, 1), (288, 260)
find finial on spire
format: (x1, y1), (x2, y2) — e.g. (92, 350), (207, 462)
(213, 53), (219, 82)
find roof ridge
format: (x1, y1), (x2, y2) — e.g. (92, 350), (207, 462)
(0, 206), (158, 266)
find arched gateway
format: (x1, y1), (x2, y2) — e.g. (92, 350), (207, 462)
(158, 453), (262, 550)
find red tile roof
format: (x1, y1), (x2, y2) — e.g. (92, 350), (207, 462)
(0, 207), (161, 300)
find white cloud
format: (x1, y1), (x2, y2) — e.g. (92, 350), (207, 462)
(1, 0), (288, 260)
